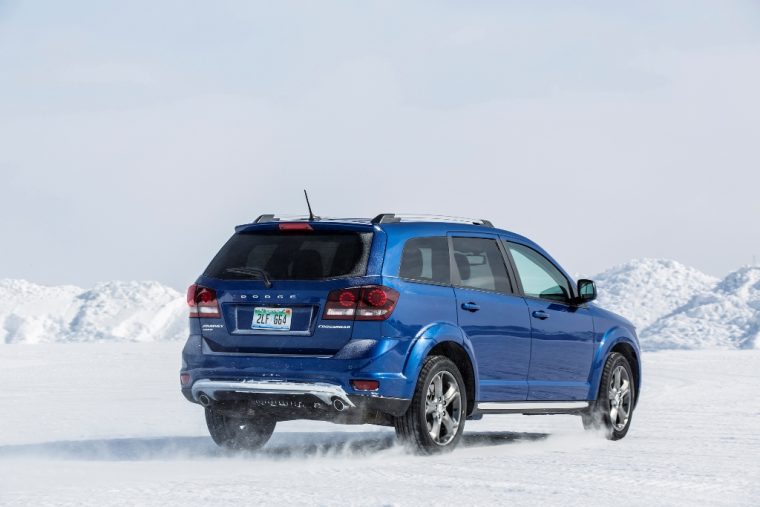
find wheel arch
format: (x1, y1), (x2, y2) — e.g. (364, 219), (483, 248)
(589, 327), (642, 407)
(609, 341), (641, 408)
(427, 341), (477, 417)
(403, 323), (479, 416)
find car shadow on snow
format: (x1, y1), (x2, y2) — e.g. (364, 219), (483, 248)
(0, 431), (549, 461)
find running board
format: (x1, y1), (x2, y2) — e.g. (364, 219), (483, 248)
(477, 401), (590, 415)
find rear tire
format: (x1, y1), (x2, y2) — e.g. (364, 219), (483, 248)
(394, 356), (467, 454)
(582, 352), (635, 440)
(205, 408), (276, 451)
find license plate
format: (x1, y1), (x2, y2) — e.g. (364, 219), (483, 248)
(252, 307), (293, 331)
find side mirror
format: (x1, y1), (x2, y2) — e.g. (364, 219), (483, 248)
(576, 279), (597, 304)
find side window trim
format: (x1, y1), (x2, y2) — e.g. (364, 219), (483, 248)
(447, 236), (459, 286)
(447, 233), (515, 295)
(500, 240), (525, 296)
(502, 240), (577, 304)
(495, 238), (519, 295)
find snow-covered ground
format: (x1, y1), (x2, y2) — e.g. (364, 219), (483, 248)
(1, 343), (758, 506)
(1, 259), (758, 504)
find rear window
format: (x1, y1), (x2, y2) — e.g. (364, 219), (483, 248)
(204, 231), (373, 281)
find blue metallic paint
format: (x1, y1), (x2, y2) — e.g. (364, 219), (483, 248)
(182, 219), (641, 417)
(453, 288), (531, 401)
(585, 306), (641, 401)
(524, 298), (595, 401)
(399, 321), (480, 402)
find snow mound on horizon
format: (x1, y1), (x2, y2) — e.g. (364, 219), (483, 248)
(641, 266), (760, 350)
(2, 259), (758, 350)
(0, 279), (186, 344)
(593, 258), (719, 330)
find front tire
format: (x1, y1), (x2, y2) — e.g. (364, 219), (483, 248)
(205, 408), (276, 451)
(582, 352), (635, 440)
(394, 356), (467, 454)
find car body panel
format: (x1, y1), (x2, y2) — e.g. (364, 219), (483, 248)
(453, 287), (532, 401)
(523, 298), (596, 400)
(181, 218), (641, 421)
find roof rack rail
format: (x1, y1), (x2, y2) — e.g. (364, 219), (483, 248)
(371, 213), (493, 227)
(254, 214), (277, 223)
(371, 213), (400, 224)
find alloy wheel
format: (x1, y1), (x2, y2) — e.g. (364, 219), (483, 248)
(425, 371), (462, 446)
(608, 365), (632, 431)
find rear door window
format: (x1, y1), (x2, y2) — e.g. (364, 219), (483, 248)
(205, 231), (373, 280)
(398, 236), (451, 285)
(451, 237), (511, 293)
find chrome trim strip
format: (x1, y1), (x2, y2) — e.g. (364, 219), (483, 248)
(478, 401), (589, 411)
(191, 379), (356, 407)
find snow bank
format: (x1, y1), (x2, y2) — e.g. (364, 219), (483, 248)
(593, 258), (718, 329)
(0, 279), (186, 344)
(641, 266), (760, 350)
(1, 259), (758, 349)
(593, 259), (760, 350)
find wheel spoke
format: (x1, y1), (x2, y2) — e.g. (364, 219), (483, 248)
(426, 400), (436, 414)
(441, 412), (457, 435)
(443, 385), (459, 406)
(429, 417), (442, 442)
(613, 368), (622, 389)
(610, 407), (618, 425)
(434, 374), (443, 399)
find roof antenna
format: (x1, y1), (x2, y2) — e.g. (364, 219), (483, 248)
(304, 189), (316, 221)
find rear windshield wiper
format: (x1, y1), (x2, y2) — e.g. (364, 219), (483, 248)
(224, 267), (273, 288)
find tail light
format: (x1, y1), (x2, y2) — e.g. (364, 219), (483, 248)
(323, 285), (399, 321)
(187, 284), (221, 318)
(279, 223), (313, 231)
(351, 379), (380, 391)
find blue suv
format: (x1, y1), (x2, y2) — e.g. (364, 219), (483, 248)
(181, 214), (641, 453)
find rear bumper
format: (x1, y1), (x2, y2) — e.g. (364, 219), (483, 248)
(182, 379), (410, 421)
(181, 334), (417, 402)
(191, 378), (355, 407)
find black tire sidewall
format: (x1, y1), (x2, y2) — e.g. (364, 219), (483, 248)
(205, 408), (276, 451)
(407, 356), (467, 453)
(595, 352), (635, 440)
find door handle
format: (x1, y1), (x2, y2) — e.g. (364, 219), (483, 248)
(461, 302), (480, 312)
(532, 310), (550, 320)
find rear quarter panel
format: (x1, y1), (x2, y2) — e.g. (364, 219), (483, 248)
(377, 223), (481, 400)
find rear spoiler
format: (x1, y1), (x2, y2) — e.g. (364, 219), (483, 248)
(234, 221), (375, 233)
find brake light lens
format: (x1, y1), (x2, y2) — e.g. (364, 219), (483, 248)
(187, 284), (221, 318)
(351, 379), (380, 391)
(323, 285), (399, 321)
(279, 223), (313, 231)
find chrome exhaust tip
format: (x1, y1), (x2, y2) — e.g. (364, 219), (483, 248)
(333, 398), (346, 411)
(198, 393), (212, 407)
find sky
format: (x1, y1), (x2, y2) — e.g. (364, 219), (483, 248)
(1, 0), (759, 290)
